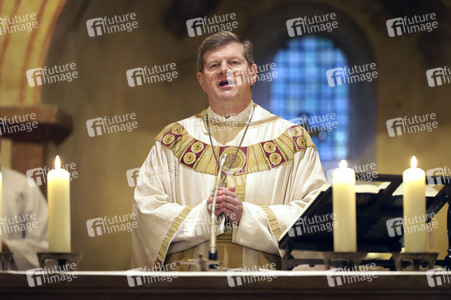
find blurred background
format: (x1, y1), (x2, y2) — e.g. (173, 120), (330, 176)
(0, 0), (450, 270)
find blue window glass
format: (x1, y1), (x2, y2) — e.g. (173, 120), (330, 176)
(270, 36), (349, 161)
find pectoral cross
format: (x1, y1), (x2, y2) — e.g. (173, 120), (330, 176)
(219, 180), (227, 188)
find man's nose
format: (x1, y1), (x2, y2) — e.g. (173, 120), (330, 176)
(218, 61), (229, 74)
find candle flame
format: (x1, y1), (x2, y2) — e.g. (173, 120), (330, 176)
(339, 160), (347, 168)
(411, 156), (417, 168)
(55, 155), (61, 169)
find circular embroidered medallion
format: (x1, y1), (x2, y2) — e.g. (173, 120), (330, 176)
(183, 152), (196, 165)
(292, 126), (302, 136)
(269, 152), (282, 165)
(163, 134), (175, 145)
(297, 137), (306, 148)
(172, 124), (182, 135)
(221, 147), (246, 174)
(191, 141), (204, 153)
(263, 141), (276, 153)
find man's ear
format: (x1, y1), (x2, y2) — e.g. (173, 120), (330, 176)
(197, 72), (207, 92)
(249, 64), (257, 86)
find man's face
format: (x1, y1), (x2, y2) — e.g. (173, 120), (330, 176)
(197, 42), (256, 106)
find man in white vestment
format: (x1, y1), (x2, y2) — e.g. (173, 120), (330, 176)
(1, 166), (48, 270)
(132, 31), (327, 270)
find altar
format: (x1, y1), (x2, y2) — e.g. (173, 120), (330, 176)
(1, 271), (451, 299)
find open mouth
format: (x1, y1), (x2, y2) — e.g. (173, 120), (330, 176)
(218, 79), (233, 87)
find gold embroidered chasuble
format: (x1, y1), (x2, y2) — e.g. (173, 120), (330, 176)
(131, 101), (327, 270)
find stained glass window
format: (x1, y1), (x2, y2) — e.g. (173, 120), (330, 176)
(270, 36), (349, 161)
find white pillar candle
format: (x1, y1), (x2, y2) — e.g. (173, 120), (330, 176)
(0, 171), (2, 253)
(403, 156), (427, 253)
(333, 160), (357, 252)
(48, 156), (71, 252)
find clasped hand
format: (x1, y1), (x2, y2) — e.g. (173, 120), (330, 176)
(206, 186), (243, 224)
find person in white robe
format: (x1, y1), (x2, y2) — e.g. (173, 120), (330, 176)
(132, 31), (327, 271)
(1, 166), (48, 270)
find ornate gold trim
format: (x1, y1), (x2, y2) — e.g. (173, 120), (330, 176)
(155, 122), (314, 177)
(262, 206), (283, 242)
(154, 207), (191, 270)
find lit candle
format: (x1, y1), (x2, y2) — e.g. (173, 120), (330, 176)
(48, 156), (71, 252)
(332, 160), (356, 252)
(403, 156), (426, 252)
(0, 171), (2, 253)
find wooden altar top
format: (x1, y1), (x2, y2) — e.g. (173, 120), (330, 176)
(1, 270), (451, 299)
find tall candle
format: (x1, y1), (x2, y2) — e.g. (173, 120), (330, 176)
(332, 160), (357, 252)
(48, 156), (71, 252)
(0, 171), (2, 253)
(403, 156), (426, 252)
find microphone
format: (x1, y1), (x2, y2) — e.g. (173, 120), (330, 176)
(209, 153), (229, 263)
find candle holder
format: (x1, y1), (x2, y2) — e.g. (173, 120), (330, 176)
(322, 252), (368, 269)
(37, 252), (82, 270)
(175, 254), (223, 271)
(0, 252), (14, 271)
(392, 252), (438, 271)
